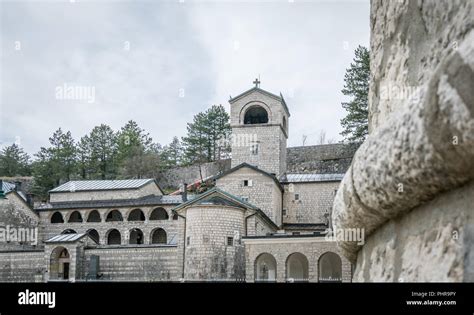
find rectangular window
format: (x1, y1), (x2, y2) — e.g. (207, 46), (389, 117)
(243, 179), (253, 187)
(241, 196), (249, 202)
(226, 237), (234, 246)
(250, 144), (259, 155)
(186, 236), (190, 246)
(295, 193), (300, 200)
(282, 209), (287, 216)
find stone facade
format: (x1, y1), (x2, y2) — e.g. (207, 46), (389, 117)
(333, 0), (473, 282)
(282, 182), (339, 225)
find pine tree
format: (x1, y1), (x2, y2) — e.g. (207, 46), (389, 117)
(88, 124), (117, 179)
(0, 144), (31, 176)
(340, 45), (370, 142)
(182, 105), (231, 165)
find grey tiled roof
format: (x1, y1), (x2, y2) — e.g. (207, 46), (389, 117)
(35, 194), (195, 211)
(1, 181), (15, 193)
(280, 173), (345, 183)
(49, 179), (155, 193)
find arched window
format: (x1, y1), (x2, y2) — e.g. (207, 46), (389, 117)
(107, 229), (121, 245)
(61, 229), (77, 234)
(254, 253), (277, 282)
(87, 229), (100, 244)
(150, 207), (169, 220)
(68, 211), (83, 223)
(244, 106), (269, 124)
(286, 252), (309, 282)
(151, 228), (167, 244)
(51, 212), (64, 224)
(87, 210), (101, 223)
(318, 252), (342, 283)
(172, 213), (179, 220)
(106, 210), (123, 222)
(129, 228), (144, 245)
(128, 209), (145, 221)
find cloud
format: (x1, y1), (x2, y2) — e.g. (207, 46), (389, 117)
(0, 0), (369, 155)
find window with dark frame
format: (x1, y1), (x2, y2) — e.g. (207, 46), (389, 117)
(295, 193), (300, 200)
(227, 236), (234, 246)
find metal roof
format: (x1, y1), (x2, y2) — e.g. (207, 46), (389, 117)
(45, 233), (87, 243)
(49, 179), (155, 193)
(35, 194), (195, 211)
(1, 181), (16, 193)
(280, 173), (345, 183)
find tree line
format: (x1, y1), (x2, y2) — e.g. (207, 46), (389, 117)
(0, 105), (230, 199)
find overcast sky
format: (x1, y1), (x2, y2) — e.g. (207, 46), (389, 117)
(0, 0), (369, 155)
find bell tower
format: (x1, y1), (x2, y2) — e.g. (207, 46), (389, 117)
(229, 79), (290, 176)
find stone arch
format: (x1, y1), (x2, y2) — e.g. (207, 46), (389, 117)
(49, 246), (70, 280)
(244, 105), (269, 124)
(128, 208), (145, 221)
(86, 229), (100, 244)
(68, 211), (83, 223)
(150, 228), (167, 244)
(106, 229), (121, 245)
(286, 252), (309, 282)
(51, 211), (64, 224)
(129, 228), (144, 245)
(87, 210), (101, 222)
(61, 229), (77, 234)
(150, 207), (169, 220)
(318, 252), (342, 282)
(254, 253), (277, 282)
(105, 210), (123, 222)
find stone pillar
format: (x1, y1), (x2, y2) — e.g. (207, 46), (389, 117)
(333, 0), (474, 282)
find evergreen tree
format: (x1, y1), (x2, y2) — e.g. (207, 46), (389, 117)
(340, 45), (370, 142)
(88, 124), (117, 179)
(116, 120), (153, 166)
(182, 105), (231, 165)
(160, 136), (183, 168)
(0, 144), (31, 176)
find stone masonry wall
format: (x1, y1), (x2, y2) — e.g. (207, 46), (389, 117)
(283, 182), (339, 225)
(333, 0), (474, 281)
(216, 167), (282, 226)
(0, 250), (44, 282)
(244, 238), (351, 283)
(182, 205), (246, 281)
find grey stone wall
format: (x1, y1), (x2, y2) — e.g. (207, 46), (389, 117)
(0, 250), (44, 282)
(216, 167), (282, 226)
(283, 182), (339, 225)
(83, 246), (178, 281)
(157, 159), (231, 190)
(181, 205), (246, 281)
(38, 205), (179, 245)
(333, 0), (474, 282)
(243, 237), (351, 283)
(286, 143), (359, 174)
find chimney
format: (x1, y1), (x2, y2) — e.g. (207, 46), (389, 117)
(26, 193), (34, 207)
(0, 179), (4, 199)
(181, 183), (188, 202)
(14, 181), (22, 192)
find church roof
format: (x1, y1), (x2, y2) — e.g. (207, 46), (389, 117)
(49, 179), (161, 193)
(45, 233), (88, 243)
(213, 162), (283, 191)
(229, 87), (290, 116)
(173, 187), (259, 212)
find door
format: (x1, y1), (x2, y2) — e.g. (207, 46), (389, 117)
(63, 263), (70, 280)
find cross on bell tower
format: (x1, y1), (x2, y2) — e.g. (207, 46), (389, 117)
(253, 78), (260, 88)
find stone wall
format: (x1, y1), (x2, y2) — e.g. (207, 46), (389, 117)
(0, 250), (44, 282)
(333, 0), (474, 282)
(243, 237), (351, 283)
(282, 182), (339, 225)
(216, 167), (282, 226)
(83, 246), (178, 281)
(38, 205), (179, 245)
(157, 159), (231, 190)
(180, 205), (246, 281)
